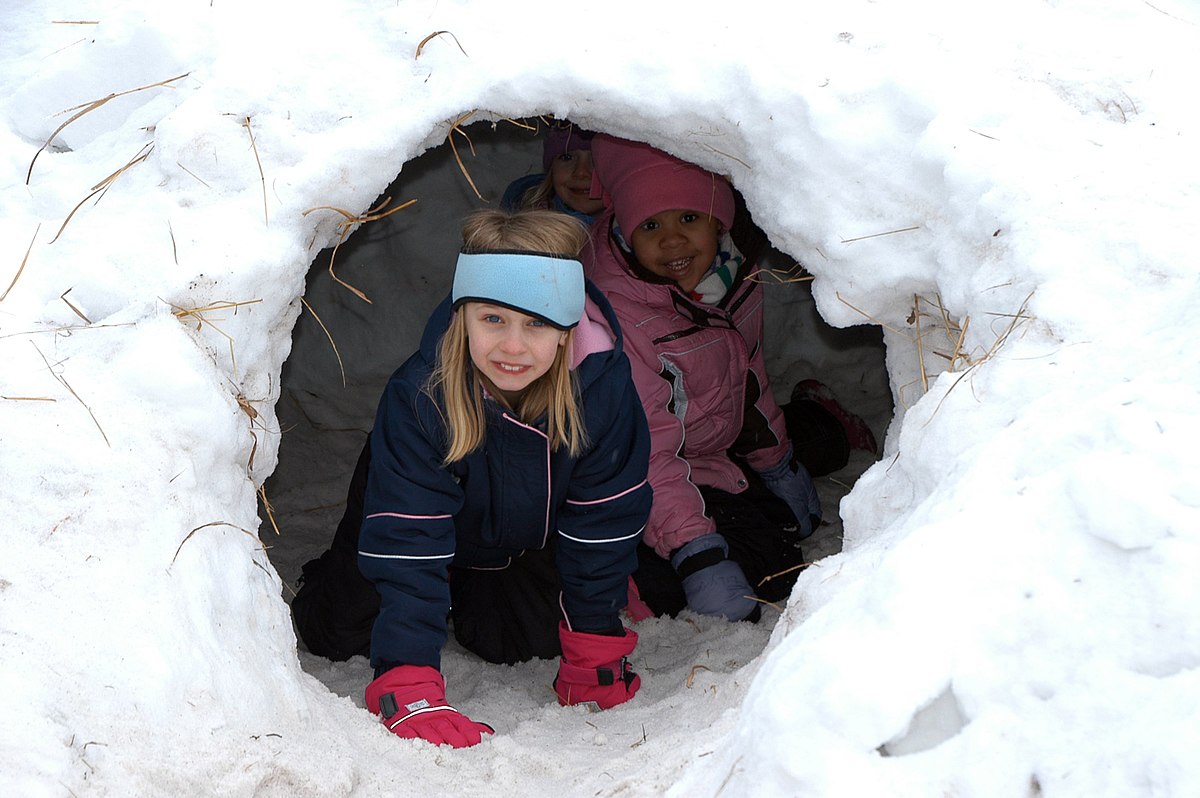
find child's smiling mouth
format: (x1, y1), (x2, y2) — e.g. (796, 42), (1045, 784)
(494, 361), (531, 374)
(663, 256), (694, 275)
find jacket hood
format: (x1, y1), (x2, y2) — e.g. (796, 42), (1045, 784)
(586, 209), (753, 318)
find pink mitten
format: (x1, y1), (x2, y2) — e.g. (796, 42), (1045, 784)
(365, 665), (494, 748)
(554, 621), (641, 710)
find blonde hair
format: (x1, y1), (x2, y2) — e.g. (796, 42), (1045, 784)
(429, 209), (591, 463)
(515, 174), (556, 212)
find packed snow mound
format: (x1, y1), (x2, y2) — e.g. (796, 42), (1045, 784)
(1, 1), (1198, 795)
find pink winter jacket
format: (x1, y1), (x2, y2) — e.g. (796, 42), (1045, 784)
(582, 212), (793, 559)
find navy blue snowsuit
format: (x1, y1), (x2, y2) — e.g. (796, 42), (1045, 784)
(358, 284), (652, 673)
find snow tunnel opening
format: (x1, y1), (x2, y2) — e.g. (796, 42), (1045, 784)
(263, 117), (893, 669)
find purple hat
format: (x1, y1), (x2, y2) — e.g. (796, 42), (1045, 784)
(590, 134), (734, 235)
(542, 124), (596, 172)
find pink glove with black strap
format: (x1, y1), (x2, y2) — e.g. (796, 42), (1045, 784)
(553, 621), (641, 710)
(365, 664), (494, 748)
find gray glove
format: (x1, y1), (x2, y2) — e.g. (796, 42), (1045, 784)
(670, 533), (759, 621)
(757, 448), (821, 539)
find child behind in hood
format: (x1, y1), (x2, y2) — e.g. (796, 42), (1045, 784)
(290, 208), (652, 748)
(582, 134), (877, 623)
(500, 121), (603, 226)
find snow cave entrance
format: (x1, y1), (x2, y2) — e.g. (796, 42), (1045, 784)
(263, 117), (893, 661)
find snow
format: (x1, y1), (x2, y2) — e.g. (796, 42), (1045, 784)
(2, 0), (1198, 795)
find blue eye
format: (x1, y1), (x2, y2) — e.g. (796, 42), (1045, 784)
(529, 318), (547, 328)
(483, 314), (502, 324)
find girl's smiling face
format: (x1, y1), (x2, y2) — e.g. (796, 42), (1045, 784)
(464, 303), (566, 402)
(629, 209), (721, 293)
(549, 150), (604, 215)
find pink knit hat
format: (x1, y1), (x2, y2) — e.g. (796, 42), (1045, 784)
(590, 134), (734, 235)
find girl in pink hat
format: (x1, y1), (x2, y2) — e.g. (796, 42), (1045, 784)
(583, 134), (876, 623)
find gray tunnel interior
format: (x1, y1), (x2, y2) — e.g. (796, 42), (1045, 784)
(262, 120), (893, 613)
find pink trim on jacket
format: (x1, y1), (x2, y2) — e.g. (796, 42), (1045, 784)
(559, 592), (572, 632)
(501, 413), (552, 548)
(565, 479), (648, 506)
(365, 512), (453, 520)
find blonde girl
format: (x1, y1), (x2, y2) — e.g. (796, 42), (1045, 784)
(291, 209), (651, 748)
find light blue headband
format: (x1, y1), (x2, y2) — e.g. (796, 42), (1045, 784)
(451, 251), (585, 329)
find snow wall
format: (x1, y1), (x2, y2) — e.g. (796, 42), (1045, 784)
(2, 2), (1198, 796)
